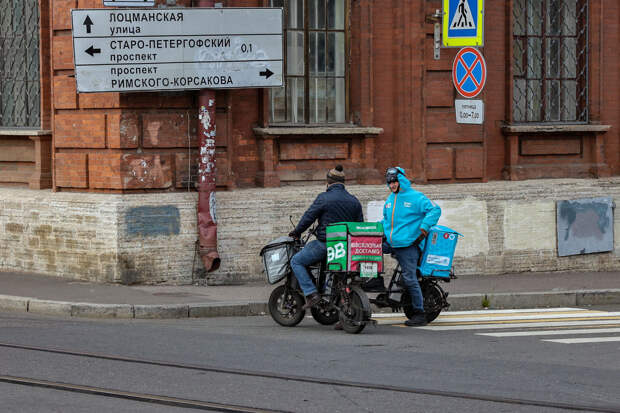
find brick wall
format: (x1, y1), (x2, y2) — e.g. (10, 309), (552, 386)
(2, 178), (620, 284)
(45, 0), (620, 190)
(50, 0), (255, 192)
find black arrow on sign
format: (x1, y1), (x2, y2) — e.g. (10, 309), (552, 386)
(85, 46), (101, 57)
(259, 68), (274, 79)
(83, 15), (94, 34)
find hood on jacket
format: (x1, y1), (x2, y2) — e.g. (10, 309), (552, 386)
(388, 167), (412, 192)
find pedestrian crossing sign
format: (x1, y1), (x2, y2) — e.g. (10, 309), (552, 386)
(443, 0), (484, 47)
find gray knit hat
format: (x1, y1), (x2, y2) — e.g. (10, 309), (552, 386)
(327, 165), (345, 183)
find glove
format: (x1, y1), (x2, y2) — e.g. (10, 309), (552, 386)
(288, 231), (300, 239)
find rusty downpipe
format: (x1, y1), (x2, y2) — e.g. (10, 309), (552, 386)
(195, 0), (220, 273)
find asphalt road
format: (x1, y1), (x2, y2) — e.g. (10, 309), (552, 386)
(1, 306), (619, 413)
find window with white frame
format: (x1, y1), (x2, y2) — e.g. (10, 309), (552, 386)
(270, 0), (347, 124)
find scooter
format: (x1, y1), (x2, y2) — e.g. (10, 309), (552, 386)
(260, 225), (373, 334)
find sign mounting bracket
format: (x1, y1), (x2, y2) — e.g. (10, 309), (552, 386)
(426, 9), (442, 60)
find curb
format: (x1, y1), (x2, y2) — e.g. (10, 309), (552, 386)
(0, 290), (619, 319)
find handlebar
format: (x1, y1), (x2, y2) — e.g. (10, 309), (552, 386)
(288, 215), (317, 245)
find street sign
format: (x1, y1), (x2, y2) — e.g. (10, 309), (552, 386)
(455, 99), (484, 124)
(442, 0), (484, 47)
(104, 0), (155, 6)
(71, 8), (283, 93)
(452, 47), (486, 98)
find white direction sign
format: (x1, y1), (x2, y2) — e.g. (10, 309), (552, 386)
(103, 0), (155, 6)
(71, 8), (283, 93)
(455, 99), (484, 124)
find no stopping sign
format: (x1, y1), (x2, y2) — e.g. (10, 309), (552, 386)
(452, 47), (486, 98)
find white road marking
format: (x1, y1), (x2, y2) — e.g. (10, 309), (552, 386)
(417, 320), (620, 331)
(429, 312), (620, 324)
(477, 328), (620, 337)
(434, 308), (583, 315)
(372, 308), (584, 319)
(542, 337), (620, 344)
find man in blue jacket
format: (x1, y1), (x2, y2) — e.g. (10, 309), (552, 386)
(382, 167), (441, 326)
(289, 165), (364, 310)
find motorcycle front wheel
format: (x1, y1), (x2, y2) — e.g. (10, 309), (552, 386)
(268, 285), (305, 327)
(338, 286), (371, 334)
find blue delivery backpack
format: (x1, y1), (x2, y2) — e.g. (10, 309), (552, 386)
(418, 225), (462, 278)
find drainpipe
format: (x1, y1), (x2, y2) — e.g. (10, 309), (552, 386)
(195, 0), (220, 272)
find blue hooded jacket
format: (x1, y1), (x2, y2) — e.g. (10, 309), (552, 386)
(382, 168), (441, 248)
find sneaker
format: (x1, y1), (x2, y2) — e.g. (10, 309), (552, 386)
(361, 276), (386, 292)
(334, 321), (343, 330)
(404, 313), (427, 327)
(302, 292), (321, 310)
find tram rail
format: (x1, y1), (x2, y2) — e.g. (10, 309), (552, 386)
(1, 342), (619, 413)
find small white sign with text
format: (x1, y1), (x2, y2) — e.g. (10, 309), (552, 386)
(455, 99), (484, 124)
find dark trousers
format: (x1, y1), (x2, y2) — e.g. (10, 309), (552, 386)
(383, 241), (424, 312)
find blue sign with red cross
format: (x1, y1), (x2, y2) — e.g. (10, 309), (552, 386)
(452, 47), (486, 98)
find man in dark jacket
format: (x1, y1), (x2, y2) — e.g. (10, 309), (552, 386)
(289, 165), (364, 309)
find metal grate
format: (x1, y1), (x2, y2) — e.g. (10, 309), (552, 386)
(0, 0), (40, 128)
(513, 0), (588, 123)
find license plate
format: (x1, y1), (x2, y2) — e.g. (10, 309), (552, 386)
(360, 262), (377, 278)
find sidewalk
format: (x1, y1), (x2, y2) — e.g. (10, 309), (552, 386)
(1, 270), (620, 319)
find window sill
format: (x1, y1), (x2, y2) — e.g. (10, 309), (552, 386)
(501, 123), (611, 135)
(0, 128), (52, 136)
(254, 126), (383, 137)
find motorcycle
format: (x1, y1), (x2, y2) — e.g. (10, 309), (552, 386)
(260, 224), (373, 334)
(364, 225), (461, 323)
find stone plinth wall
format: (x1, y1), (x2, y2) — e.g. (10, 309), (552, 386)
(0, 189), (198, 284)
(2, 178), (620, 284)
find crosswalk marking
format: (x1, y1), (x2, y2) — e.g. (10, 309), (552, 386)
(373, 308), (585, 318)
(543, 337), (620, 344)
(372, 309), (620, 327)
(478, 328), (620, 337)
(417, 319), (620, 330)
(437, 309), (600, 319)
(429, 312), (619, 324)
(389, 307), (620, 345)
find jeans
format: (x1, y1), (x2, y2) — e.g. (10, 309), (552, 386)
(383, 241), (424, 312)
(290, 240), (326, 296)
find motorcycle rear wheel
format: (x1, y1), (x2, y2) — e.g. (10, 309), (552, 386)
(268, 285), (305, 327)
(311, 305), (339, 325)
(338, 286), (371, 334)
(402, 282), (445, 323)
(422, 282), (445, 323)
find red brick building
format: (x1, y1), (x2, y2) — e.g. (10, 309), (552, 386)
(0, 0), (617, 191)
